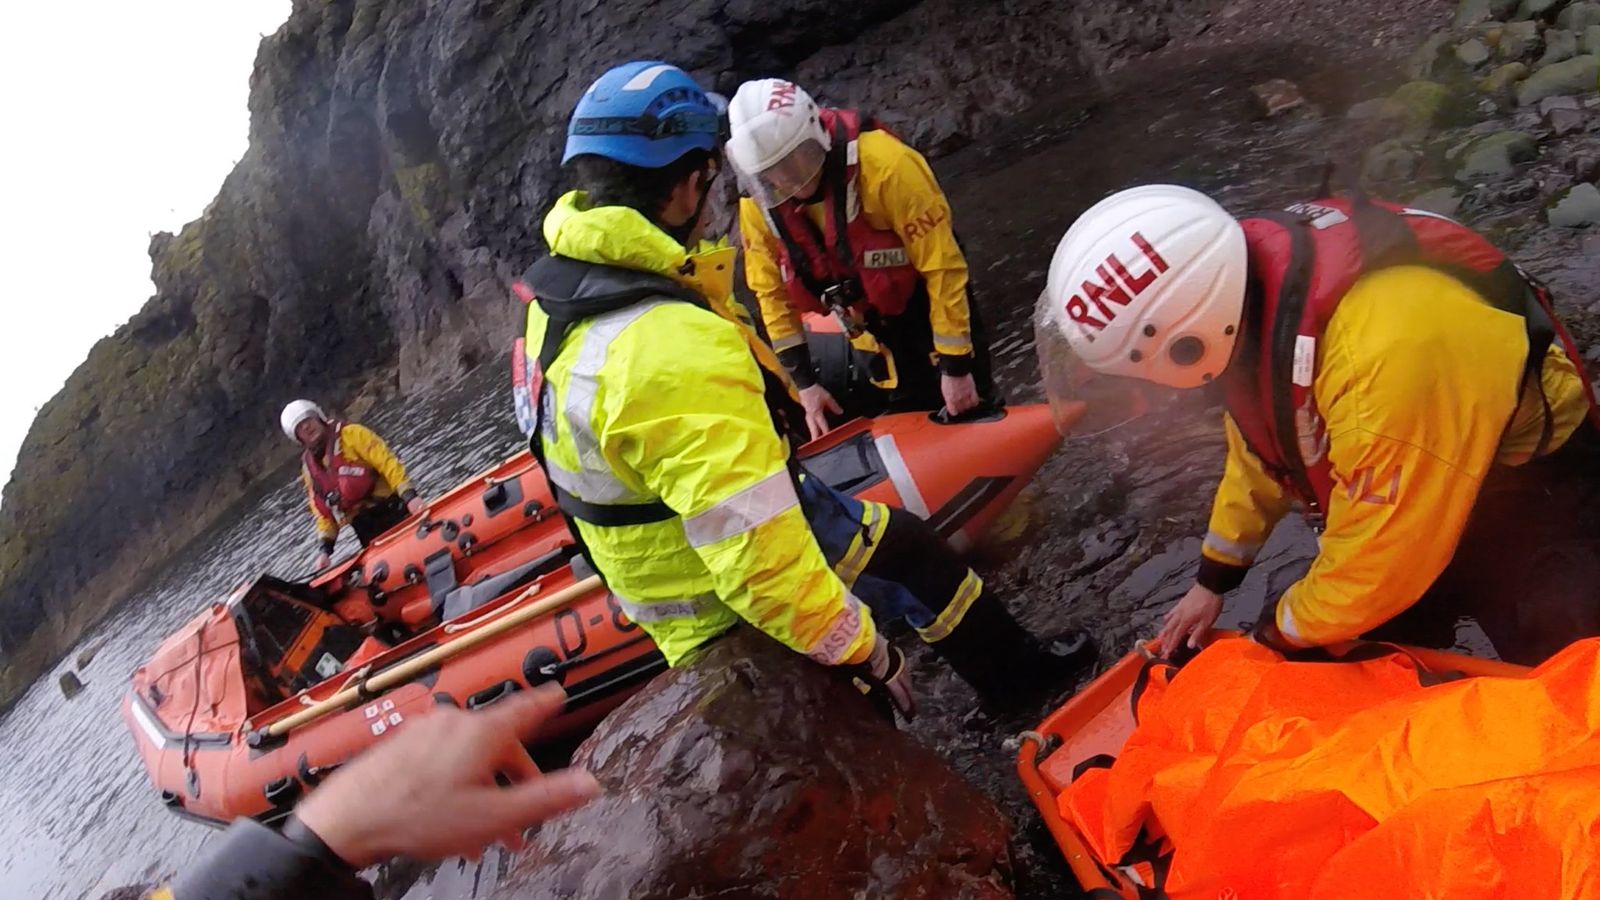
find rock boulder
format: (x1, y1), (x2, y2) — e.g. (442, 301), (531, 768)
(1517, 54), (1600, 104)
(1456, 130), (1541, 179)
(1550, 182), (1600, 225)
(498, 628), (1013, 899)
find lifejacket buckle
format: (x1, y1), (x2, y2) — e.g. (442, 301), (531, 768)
(822, 280), (867, 336)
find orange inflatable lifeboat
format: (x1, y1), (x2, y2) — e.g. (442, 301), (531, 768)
(125, 405), (1067, 826)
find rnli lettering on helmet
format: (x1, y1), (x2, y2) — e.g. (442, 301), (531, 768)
(338, 465), (366, 477)
(767, 82), (798, 111)
(862, 248), (909, 268)
(1064, 232), (1171, 330)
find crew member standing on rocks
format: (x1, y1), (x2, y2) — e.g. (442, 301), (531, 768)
(726, 79), (994, 439)
(281, 399), (426, 570)
(516, 61), (1091, 719)
(1039, 184), (1600, 665)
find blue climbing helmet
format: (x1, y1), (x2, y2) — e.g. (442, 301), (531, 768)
(563, 61), (723, 168)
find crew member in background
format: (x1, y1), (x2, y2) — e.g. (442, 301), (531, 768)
(280, 400), (426, 570)
(514, 61), (1090, 720)
(1040, 184), (1600, 665)
(727, 79), (994, 440)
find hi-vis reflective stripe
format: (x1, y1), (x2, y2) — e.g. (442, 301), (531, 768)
(1202, 532), (1263, 565)
(543, 455), (655, 505)
(772, 333), (808, 352)
(933, 331), (973, 355)
(1276, 601), (1312, 648)
(551, 302), (668, 504)
(683, 470), (799, 548)
(613, 592), (718, 624)
(805, 591), (870, 665)
(917, 569), (984, 643)
(834, 500), (888, 587)
(875, 435), (930, 517)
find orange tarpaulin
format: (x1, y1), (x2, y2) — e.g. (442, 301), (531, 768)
(1059, 638), (1600, 899)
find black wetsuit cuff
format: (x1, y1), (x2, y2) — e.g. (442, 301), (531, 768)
(937, 353), (973, 377)
(1196, 557), (1249, 594)
(168, 817), (371, 900)
(778, 345), (818, 389)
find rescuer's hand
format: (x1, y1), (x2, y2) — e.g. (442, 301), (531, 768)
(799, 384), (843, 442)
(941, 373), (981, 417)
(1156, 584), (1224, 656)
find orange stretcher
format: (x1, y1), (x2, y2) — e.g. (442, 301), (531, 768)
(1016, 634), (1531, 898)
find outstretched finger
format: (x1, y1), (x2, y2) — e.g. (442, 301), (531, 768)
(1154, 616), (1185, 657)
(466, 768), (603, 837)
(477, 684), (567, 746)
(807, 413), (828, 442)
(824, 393), (843, 415)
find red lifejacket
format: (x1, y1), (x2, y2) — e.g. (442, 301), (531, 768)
(1222, 196), (1597, 527)
(302, 421), (378, 520)
(766, 108), (923, 320)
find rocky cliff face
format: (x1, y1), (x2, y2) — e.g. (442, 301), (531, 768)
(0, 0), (1184, 703)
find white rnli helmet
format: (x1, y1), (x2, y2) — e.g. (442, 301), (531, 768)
(1043, 184), (1248, 389)
(280, 399), (326, 441)
(726, 79), (831, 208)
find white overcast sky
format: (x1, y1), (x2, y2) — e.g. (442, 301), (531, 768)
(0, 1), (292, 486)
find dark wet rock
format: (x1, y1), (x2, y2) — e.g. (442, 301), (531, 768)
(1482, 60), (1533, 95)
(1539, 93), (1586, 112)
(1408, 31), (1457, 79)
(1250, 78), (1308, 117)
(1069, 520), (1141, 577)
(1551, 106), (1589, 134)
(75, 641), (105, 670)
(1499, 177), (1545, 201)
(1550, 182), (1600, 224)
(1571, 152), (1600, 181)
(1410, 186), (1466, 215)
(1540, 28), (1581, 65)
(1346, 81), (1470, 135)
(1456, 130), (1541, 179)
(58, 671), (84, 699)
(1391, 79), (1469, 133)
(1347, 97), (1396, 120)
(501, 628), (1013, 899)
(1457, 0), (1518, 24)
(1367, 139), (1425, 181)
(1518, 54), (1600, 103)
(1499, 19), (1543, 58)
(1585, 23), (1600, 53)
(1559, 1), (1600, 30)
(1459, 37), (1495, 65)
(1516, 0), (1571, 20)
(1536, 95), (1588, 134)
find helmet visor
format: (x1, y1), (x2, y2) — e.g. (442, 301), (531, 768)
(1033, 291), (1191, 438)
(738, 139), (828, 208)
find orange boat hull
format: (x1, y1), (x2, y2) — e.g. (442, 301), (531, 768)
(127, 405), (1065, 825)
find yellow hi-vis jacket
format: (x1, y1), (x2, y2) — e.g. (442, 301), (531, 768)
(1201, 265), (1590, 646)
(739, 128), (975, 363)
(300, 422), (413, 543)
(525, 191), (878, 668)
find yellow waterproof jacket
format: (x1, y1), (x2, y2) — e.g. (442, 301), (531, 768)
(300, 422), (413, 541)
(525, 191), (877, 668)
(740, 128), (974, 361)
(1200, 265), (1589, 646)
